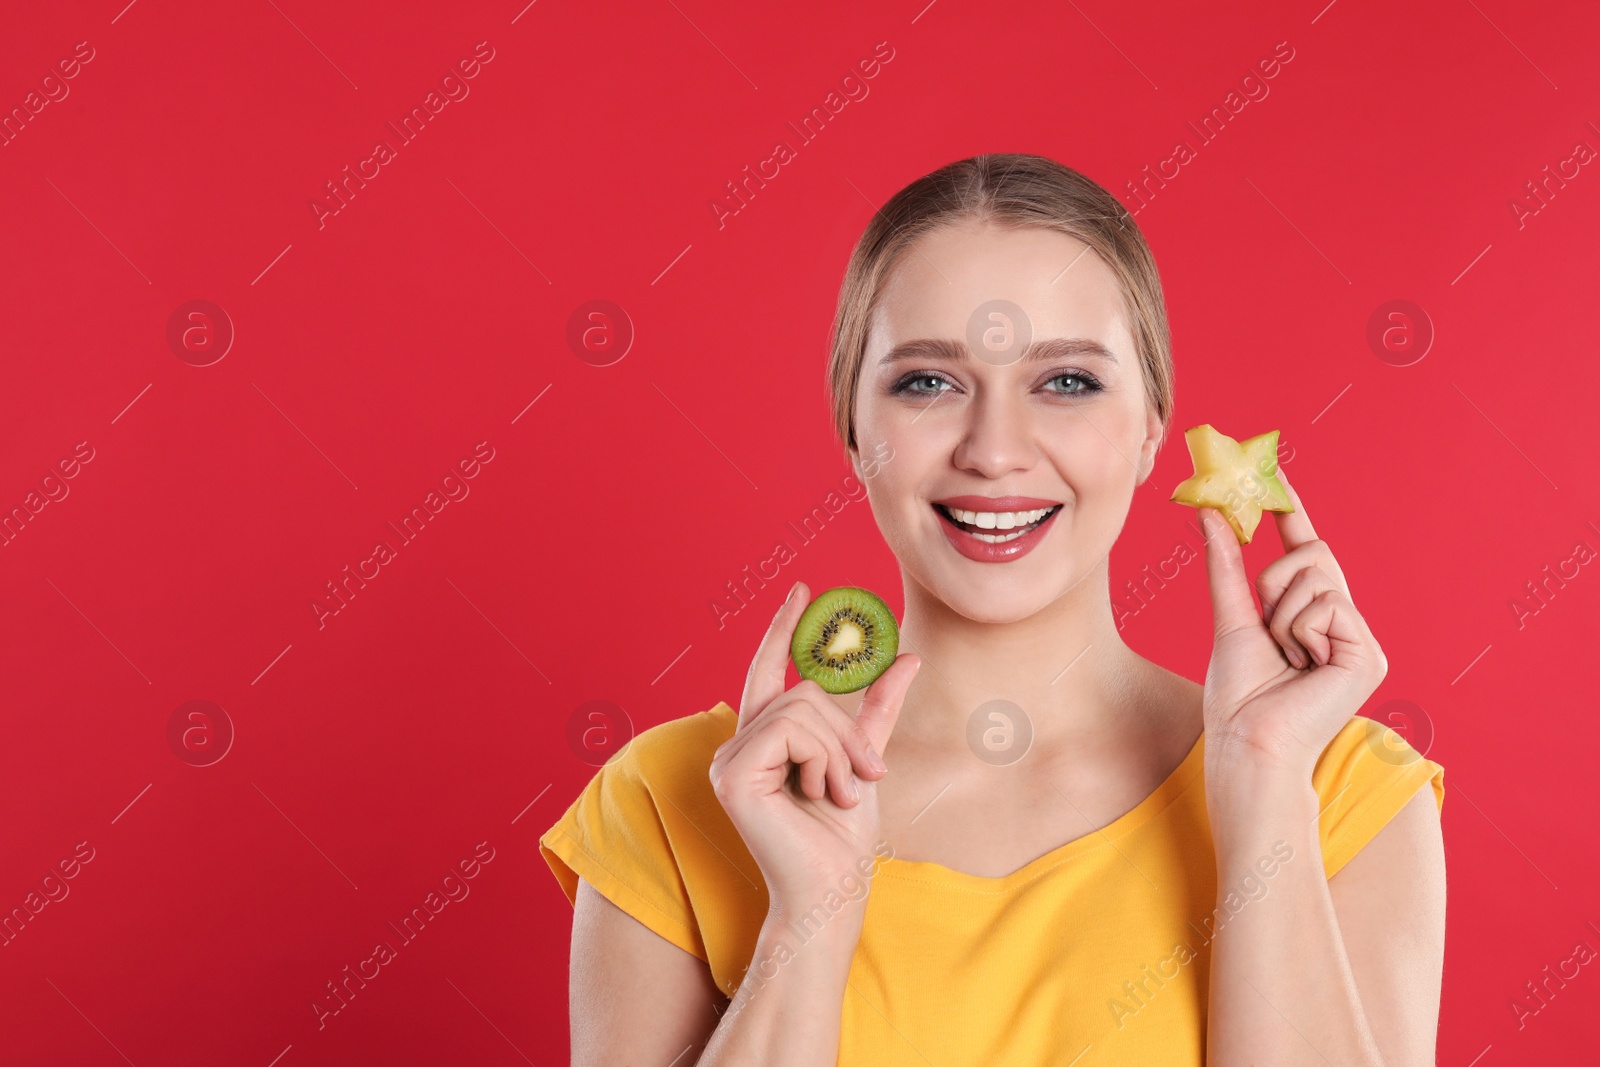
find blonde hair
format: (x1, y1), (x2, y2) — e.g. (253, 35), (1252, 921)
(827, 153), (1174, 455)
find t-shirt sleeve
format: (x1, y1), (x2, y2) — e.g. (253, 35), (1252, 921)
(538, 737), (708, 962)
(1312, 714), (1445, 880)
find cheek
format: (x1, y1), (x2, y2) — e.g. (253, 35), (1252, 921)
(1073, 405), (1149, 481)
(871, 466), (922, 526)
(853, 386), (910, 446)
(858, 455), (931, 541)
(1051, 419), (1124, 471)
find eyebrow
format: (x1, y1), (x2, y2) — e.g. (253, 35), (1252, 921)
(880, 336), (1119, 366)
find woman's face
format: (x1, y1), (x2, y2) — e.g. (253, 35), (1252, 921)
(851, 217), (1166, 623)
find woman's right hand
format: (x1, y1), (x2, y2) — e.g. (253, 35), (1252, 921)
(709, 580), (921, 916)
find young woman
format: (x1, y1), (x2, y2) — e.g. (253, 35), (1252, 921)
(540, 153), (1446, 1065)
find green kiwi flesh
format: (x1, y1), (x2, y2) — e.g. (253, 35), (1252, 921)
(790, 587), (900, 694)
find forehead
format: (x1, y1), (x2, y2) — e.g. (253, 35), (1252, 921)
(867, 219), (1131, 362)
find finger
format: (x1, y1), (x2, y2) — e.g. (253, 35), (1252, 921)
(1257, 543), (1349, 624)
(1268, 567), (1337, 669)
(1290, 587), (1375, 670)
(852, 653), (922, 758)
(793, 728), (832, 803)
(1290, 588), (1339, 668)
(747, 712), (835, 803)
(1270, 465), (1320, 553)
(740, 581), (808, 729)
(791, 682), (891, 782)
(769, 703), (864, 808)
(739, 684), (886, 790)
(723, 696), (854, 806)
(1200, 507), (1261, 639)
(1258, 466), (1350, 615)
(718, 686), (877, 807)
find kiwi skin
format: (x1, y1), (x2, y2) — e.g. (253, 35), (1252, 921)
(790, 587), (900, 694)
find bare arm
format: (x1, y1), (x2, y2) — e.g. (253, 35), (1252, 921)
(1328, 782), (1446, 1063)
(1205, 769), (1446, 1066)
(570, 877), (863, 1067)
(567, 582), (912, 1064)
(1192, 475), (1447, 1064)
(570, 879), (725, 1066)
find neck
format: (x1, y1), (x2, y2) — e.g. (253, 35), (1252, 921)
(837, 557), (1157, 753)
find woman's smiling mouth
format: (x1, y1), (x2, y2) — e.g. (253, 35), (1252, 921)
(931, 496), (1064, 561)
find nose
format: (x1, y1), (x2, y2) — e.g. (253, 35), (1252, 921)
(951, 386), (1037, 479)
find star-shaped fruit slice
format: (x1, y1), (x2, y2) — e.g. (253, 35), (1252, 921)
(1169, 424), (1294, 545)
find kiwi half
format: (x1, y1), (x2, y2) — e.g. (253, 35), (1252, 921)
(790, 587), (900, 694)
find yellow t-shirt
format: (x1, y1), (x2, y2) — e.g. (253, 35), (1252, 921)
(539, 701), (1444, 1065)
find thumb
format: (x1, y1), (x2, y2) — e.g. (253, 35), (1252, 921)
(852, 653), (921, 757)
(1200, 507), (1261, 639)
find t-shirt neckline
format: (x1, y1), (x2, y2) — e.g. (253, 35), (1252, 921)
(875, 726), (1207, 893)
(704, 701), (1208, 894)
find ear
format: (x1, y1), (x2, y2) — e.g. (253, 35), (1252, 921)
(1134, 408), (1166, 486)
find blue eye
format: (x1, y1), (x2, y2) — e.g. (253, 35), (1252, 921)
(890, 370), (1104, 398)
(893, 374), (950, 396)
(1049, 373), (1104, 395)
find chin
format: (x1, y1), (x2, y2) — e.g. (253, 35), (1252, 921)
(918, 561), (1067, 623)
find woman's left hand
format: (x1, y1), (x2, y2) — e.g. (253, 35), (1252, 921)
(1198, 466), (1389, 780)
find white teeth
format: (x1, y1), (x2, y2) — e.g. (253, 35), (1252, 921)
(947, 506), (1054, 527)
(969, 527), (1030, 543)
(939, 504), (1058, 543)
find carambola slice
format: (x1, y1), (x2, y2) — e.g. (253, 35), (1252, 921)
(1169, 424), (1294, 545)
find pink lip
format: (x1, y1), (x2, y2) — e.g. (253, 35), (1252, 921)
(933, 501), (1063, 563)
(932, 495), (1063, 510)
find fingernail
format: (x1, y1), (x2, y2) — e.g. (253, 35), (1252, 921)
(866, 745), (887, 774)
(849, 776), (860, 801)
(786, 582), (801, 605)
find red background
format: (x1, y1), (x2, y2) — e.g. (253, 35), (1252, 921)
(2, 0), (1596, 1062)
